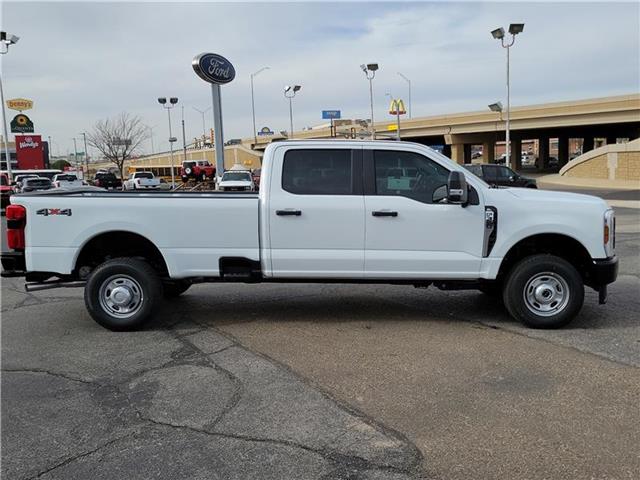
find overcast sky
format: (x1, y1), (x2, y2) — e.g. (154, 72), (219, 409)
(2, 1), (639, 157)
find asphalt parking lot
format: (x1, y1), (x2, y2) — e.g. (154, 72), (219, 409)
(2, 184), (639, 480)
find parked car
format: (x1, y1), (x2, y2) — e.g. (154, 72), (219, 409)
(181, 160), (215, 182)
(53, 173), (85, 189)
(471, 150), (483, 160)
(3, 140), (617, 332)
(218, 170), (254, 191)
(92, 172), (122, 190)
(123, 171), (161, 190)
(20, 177), (53, 192)
(13, 174), (39, 193)
(1, 173), (13, 209)
(464, 164), (537, 188)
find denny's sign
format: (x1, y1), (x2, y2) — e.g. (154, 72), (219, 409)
(6, 98), (34, 111)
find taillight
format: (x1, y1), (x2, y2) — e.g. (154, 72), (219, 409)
(6, 204), (26, 250)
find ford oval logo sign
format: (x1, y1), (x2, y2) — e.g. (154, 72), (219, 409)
(192, 53), (236, 85)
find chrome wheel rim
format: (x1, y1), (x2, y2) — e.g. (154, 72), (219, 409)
(523, 272), (570, 317)
(98, 274), (143, 319)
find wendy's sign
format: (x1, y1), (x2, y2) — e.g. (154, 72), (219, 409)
(192, 53), (235, 85)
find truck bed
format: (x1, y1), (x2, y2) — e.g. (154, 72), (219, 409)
(13, 189), (260, 278)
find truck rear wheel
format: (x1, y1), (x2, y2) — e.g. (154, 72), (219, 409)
(84, 258), (162, 331)
(503, 254), (584, 329)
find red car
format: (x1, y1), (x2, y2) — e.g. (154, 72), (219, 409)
(180, 160), (216, 182)
(1, 173), (14, 209)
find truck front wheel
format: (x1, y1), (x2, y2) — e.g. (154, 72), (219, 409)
(503, 254), (584, 329)
(84, 258), (162, 331)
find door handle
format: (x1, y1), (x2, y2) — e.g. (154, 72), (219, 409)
(276, 209), (302, 216)
(372, 210), (398, 217)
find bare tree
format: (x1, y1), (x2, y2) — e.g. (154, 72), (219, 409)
(88, 112), (148, 184)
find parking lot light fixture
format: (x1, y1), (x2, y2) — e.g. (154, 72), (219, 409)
(0, 31), (19, 181)
(284, 85), (301, 139)
(158, 96), (179, 186)
(491, 23), (524, 169)
(361, 63), (379, 139)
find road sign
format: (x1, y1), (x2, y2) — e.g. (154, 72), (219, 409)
(258, 126), (274, 136)
(322, 110), (341, 120)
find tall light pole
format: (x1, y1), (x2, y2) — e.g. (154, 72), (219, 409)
(80, 132), (89, 177)
(397, 72), (412, 119)
(360, 63), (379, 139)
(250, 66), (269, 147)
(158, 97), (178, 186)
(181, 105), (187, 163)
(146, 125), (156, 154)
(192, 106), (211, 144)
(284, 85), (301, 139)
(72, 137), (79, 173)
(491, 23), (524, 170)
(1, 31), (19, 180)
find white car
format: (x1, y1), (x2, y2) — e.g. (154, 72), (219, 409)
(218, 170), (254, 191)
(52, 173), (85, 189)
(123, 172), (161, 190)
(3, 140), (617, 331)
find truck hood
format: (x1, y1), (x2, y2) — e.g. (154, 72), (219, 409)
(503, 187), (609, 209)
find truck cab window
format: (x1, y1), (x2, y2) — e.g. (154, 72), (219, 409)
(373, 150), (449, 204)
(282, 149), (353, 195)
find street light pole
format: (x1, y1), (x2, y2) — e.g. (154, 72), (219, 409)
(361, 63), (379, 139)
(284, 85), (301, 139)
(192, 106), (211, 145)
(73, 137), (79, 173)
(158, 97), (178, 186)
(181, 105), (187, 163)
(251, 66), (269, 147)
(1, 31), (19, 181)
(81, 132), (89, 177)
(397, 72), (412, 119)
(491, 24), (524, 170)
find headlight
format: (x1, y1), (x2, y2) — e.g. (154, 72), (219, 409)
(604, 209), (615, 257)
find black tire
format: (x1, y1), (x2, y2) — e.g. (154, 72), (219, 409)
(199, 172), (207, 182)
(84, 258), (162, 331)
(526, 183), (538, 189)
(162, 280), (191, 298)
(503, 254), (584, 329)
(181, 176), (188, 183)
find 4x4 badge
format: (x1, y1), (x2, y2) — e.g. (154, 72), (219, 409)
(36, 208), (72, 216)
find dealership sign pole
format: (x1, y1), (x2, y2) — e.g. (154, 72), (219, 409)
(192, 53), (235, 184)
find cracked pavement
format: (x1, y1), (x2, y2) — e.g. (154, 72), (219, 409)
(1, 281), (424, 480)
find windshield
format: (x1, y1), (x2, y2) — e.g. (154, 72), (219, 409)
(135, 172), (154, 179)
(222, 172), (251, 181)
(26, 179), (51, 186)
(56, 174), (77, 181)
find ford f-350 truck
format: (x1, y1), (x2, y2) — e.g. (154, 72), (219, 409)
(2, 140), (617, 331)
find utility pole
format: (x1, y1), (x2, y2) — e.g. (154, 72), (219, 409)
(73, 137), (79, 173)
(81, 132), (89, 177)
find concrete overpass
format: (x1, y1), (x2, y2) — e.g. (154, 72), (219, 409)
(253, 94), (640, 169)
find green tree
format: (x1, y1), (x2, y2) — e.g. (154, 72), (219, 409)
(51, 159), (71, 171)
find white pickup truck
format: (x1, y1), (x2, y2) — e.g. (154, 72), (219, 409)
(2, 140), (617, 331)
(123, 171), (161, 190)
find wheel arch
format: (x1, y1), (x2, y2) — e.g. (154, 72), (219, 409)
(74, 230), (169, 278)
(496, 233), (592, 283)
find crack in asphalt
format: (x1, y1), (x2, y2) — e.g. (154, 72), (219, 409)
(1, 368), (102, 387)
(29, 432), (136, 479)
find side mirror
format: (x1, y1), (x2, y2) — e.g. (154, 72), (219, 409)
(447, 171), (468, 205)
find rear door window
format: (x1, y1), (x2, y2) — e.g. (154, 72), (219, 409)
(282, 149), (353, 195)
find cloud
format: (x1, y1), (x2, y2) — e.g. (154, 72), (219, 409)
(3, 1), (638, 156)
